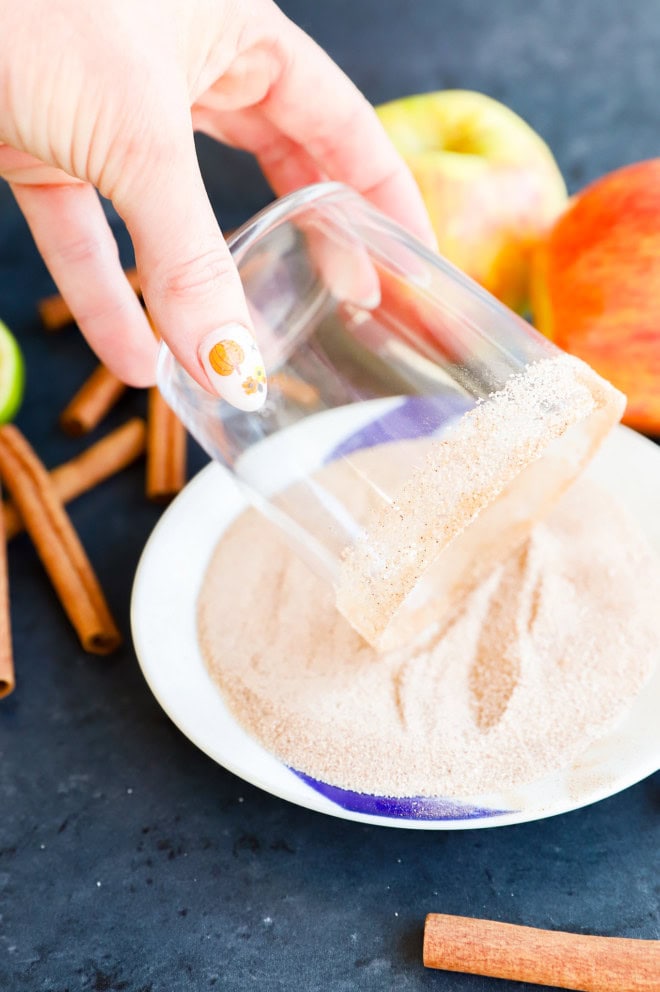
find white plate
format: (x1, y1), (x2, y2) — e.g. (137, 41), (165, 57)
(131, 418), (660, 829)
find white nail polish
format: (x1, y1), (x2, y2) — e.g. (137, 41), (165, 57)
(199, 324), (267, 412)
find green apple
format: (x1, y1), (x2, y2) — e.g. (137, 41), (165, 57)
(377, 90), (567, 313)
(0, 319), (25, 423)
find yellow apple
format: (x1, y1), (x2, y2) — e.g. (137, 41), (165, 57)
(376, 90), (567, 313)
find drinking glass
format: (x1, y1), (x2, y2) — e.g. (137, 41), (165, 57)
(158, 182), (623, 650)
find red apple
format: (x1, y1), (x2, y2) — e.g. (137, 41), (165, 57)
(376, 90), (567, 313)
(531, 159), (660, 435)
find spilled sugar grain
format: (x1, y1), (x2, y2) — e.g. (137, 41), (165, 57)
(197, 468), (659, 799)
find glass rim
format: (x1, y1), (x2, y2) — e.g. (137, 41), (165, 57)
(226, 181), (355, 260)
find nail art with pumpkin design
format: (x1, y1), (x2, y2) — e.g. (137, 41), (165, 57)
(199, 324), (267, 412)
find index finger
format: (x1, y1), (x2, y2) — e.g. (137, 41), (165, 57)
(261, 12), (437, 249)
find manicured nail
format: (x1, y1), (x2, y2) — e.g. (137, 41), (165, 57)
(199, 324), (267, 412)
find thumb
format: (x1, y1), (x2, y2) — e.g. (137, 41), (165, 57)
(113, 119), (267, 413)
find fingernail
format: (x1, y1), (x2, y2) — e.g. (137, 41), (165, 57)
(199, 324), (267, 412)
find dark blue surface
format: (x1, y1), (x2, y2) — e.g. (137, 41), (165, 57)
(0, 3), (659, 990)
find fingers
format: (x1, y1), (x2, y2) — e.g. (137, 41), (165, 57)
(11, 181), (158, 386)
(113, 118), (266, 411)
(195, 106), (381, 311)
(194, 103), (330, 203)
(259, 13), (437, 249)
(192, 105), (325, 194)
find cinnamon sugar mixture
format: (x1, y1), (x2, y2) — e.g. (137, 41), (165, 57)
(198, 464), (659, 798)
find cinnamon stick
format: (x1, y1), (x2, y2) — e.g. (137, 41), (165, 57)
(270, 372), (320, 409)
(39, 268), (140, 331)
(0, 486), (14, 698)
(0, 426), (121, 654)
(423, 913), (660, 991)
(60, 364), (127, 436)
(3, 418), (146, 540)
(145, 388), (187, 503)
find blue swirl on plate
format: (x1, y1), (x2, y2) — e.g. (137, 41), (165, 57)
(292, 771), (510, 821)
(328, 393), (472, 461)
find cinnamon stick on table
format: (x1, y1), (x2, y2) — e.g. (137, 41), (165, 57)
(0, 486), (14, 698)
(0, 426), (121, 654)
(60, 364), (127, 436)
(423, 913), (660, 991)
(39, 268), (141, 332)
(3, 418), (146, 540)
(146, 388), (187, 503)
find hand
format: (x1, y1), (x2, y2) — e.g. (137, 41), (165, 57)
(0, 0), (435, 409)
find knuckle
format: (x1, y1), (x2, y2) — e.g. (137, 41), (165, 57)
(158, 248), (237, 301)
(54, 235), (108, 268)
(307, 98), (372, 163)
(75, 294), (135, 327)
(361, 159), (403, 200)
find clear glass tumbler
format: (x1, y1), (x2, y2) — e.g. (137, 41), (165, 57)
(158, 182), (624, 651)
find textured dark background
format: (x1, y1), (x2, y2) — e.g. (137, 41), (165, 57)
(1, 2), (659, 990)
